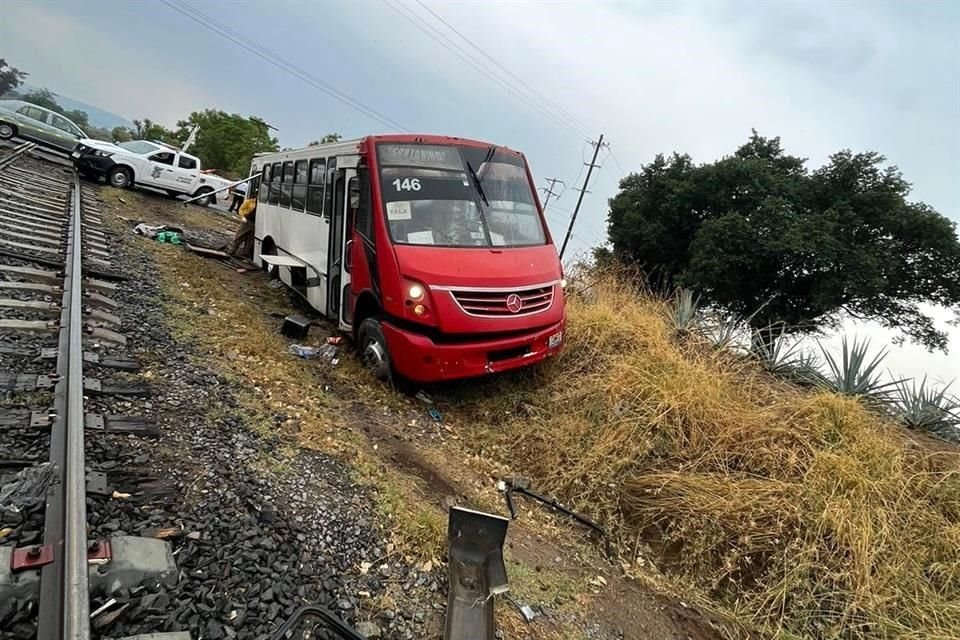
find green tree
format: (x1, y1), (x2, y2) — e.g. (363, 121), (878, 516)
(173, 110), (279, 175)
(308, 133), (342, 146)
(131, 118), (177, 144)
(606, 131), (960, 351)
(0, 59), (28, 97)
(111, 126), (133, 143)
(22, 88), (60, 111)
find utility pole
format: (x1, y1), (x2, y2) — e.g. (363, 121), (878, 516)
(539, 177), (565, 211)
(560, 134), (604, 260)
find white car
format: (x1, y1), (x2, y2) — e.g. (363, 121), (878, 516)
(73, 138), (232, 206)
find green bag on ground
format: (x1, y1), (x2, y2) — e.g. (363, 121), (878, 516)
(155, 231), (182, 245)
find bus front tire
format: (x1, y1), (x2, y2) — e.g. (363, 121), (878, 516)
(358, 317), (391, 383)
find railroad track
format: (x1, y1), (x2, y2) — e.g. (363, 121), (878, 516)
(0, 147), (170, 637)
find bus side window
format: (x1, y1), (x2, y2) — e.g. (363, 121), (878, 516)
(269, 162), (281, 205)
(280, 161), (294, 208)
(292, 160), (308, 212)
(356, 167), (372, 240)
(306, 158), (325, 216)
(259, 165), (271, 203)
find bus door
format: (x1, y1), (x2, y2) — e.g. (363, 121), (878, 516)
(326, 166), (357, 330)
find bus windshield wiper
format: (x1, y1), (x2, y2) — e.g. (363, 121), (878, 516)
(466, 161), (489, 207)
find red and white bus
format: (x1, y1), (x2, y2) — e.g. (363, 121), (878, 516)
(248, 134), (565, 383)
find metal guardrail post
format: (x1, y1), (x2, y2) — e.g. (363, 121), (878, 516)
(444, 507), (510, 640)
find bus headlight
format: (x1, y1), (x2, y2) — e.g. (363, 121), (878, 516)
(408, 284), (424, 301)
(413, 304), (426, 316)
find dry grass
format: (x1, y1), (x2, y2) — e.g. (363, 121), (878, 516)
(142, 242), (447, 561)
(455, 270), (960, 639)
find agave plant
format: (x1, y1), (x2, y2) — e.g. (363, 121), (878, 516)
(891, 377), (960, 442)
(753, 331), (823, 384)
(815, 337), (902, 400)
(704, 313), (745, 351)
(672, 288), (700, 335)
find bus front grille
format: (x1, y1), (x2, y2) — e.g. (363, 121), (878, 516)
(451, 286), (555, 317)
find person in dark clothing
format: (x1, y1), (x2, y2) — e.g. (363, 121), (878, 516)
(227, 197), (257, 258)
(228, 180), (248, 213)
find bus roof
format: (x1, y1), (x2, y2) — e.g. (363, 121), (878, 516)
(252, 134), (522, 161)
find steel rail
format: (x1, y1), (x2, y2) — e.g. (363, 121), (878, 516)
(36, 174), (90, 639)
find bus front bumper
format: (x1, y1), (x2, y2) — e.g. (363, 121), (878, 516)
(381, 320), (565, 383)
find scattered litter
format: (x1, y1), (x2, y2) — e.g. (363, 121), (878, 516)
(118, 197), (127, 204)
(288, 344), (337, 361)
(0, 527), (14, 539)
(415, 390), (433, 404)
(236, 268), (249, 274)
(327, 336), (343, 345)
(93, 601), (130, 628)
(504, 594), (541, 623)
(155, 230), (182, 244)
(359, 561), (372, 574)
(428, 408), (443, 423)
(111, 490), (131, 500)
(141, 527), (183, 540)
(90, 598), (117, 619)
(287, 344), (320, 360)
(589, 575), (607, 589)
(267, 280), (285, 289)
(186, 531), (202, 540)
(133, 223), (183, 243)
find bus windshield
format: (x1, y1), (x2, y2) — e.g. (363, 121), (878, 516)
(377, 143), (546, 248)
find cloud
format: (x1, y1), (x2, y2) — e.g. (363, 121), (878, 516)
(0, 1), (217, 125)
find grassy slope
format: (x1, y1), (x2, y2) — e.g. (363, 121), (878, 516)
(455, 273), (960, 639)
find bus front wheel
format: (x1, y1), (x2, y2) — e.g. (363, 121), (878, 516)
(358, 317), (391, 382)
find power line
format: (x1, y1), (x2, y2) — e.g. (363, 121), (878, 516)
(381, 0), (593, 141)
(413, 0), (596, 137)
(159, 0), (409, 132)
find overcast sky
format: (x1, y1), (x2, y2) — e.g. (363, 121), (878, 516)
(3, 0), (958, 383)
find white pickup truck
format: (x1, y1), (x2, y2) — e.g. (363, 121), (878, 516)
(73, 139), (233, 206)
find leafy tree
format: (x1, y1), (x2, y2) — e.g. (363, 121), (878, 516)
(607, 131), (960, 351)
(21, 88), (60, 111)
(131, 118), (177, 144)
(309, 133), (342, 146)
(0, 59), (28, 97)
(111, 126), (133, 143)
(172, 110), (278, 175)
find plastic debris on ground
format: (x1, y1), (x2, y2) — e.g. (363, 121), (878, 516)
(428, 407), (443, 422)
(415, 390), (433, 404)
(288, 344), (338, 363)
(133, 223), (184, 242)
(327, 336), (343, 345)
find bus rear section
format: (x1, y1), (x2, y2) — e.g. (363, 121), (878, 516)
(251, 134), (566, 383)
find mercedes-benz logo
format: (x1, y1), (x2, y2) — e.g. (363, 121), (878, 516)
(505, 294), (523, 314)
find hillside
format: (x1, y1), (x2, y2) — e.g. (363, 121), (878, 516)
(11, 83), (134, 130)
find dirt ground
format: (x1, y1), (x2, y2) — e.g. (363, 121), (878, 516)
(99, 183), (728, 640)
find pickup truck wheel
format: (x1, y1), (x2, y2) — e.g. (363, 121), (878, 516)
(193, 189), (213, 207)
(107, 167), (132, 189)
(0, 123), (15, 140)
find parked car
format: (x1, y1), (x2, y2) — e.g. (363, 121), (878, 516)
(73, 138), (232, 207)
(0, 99), (86, 152)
